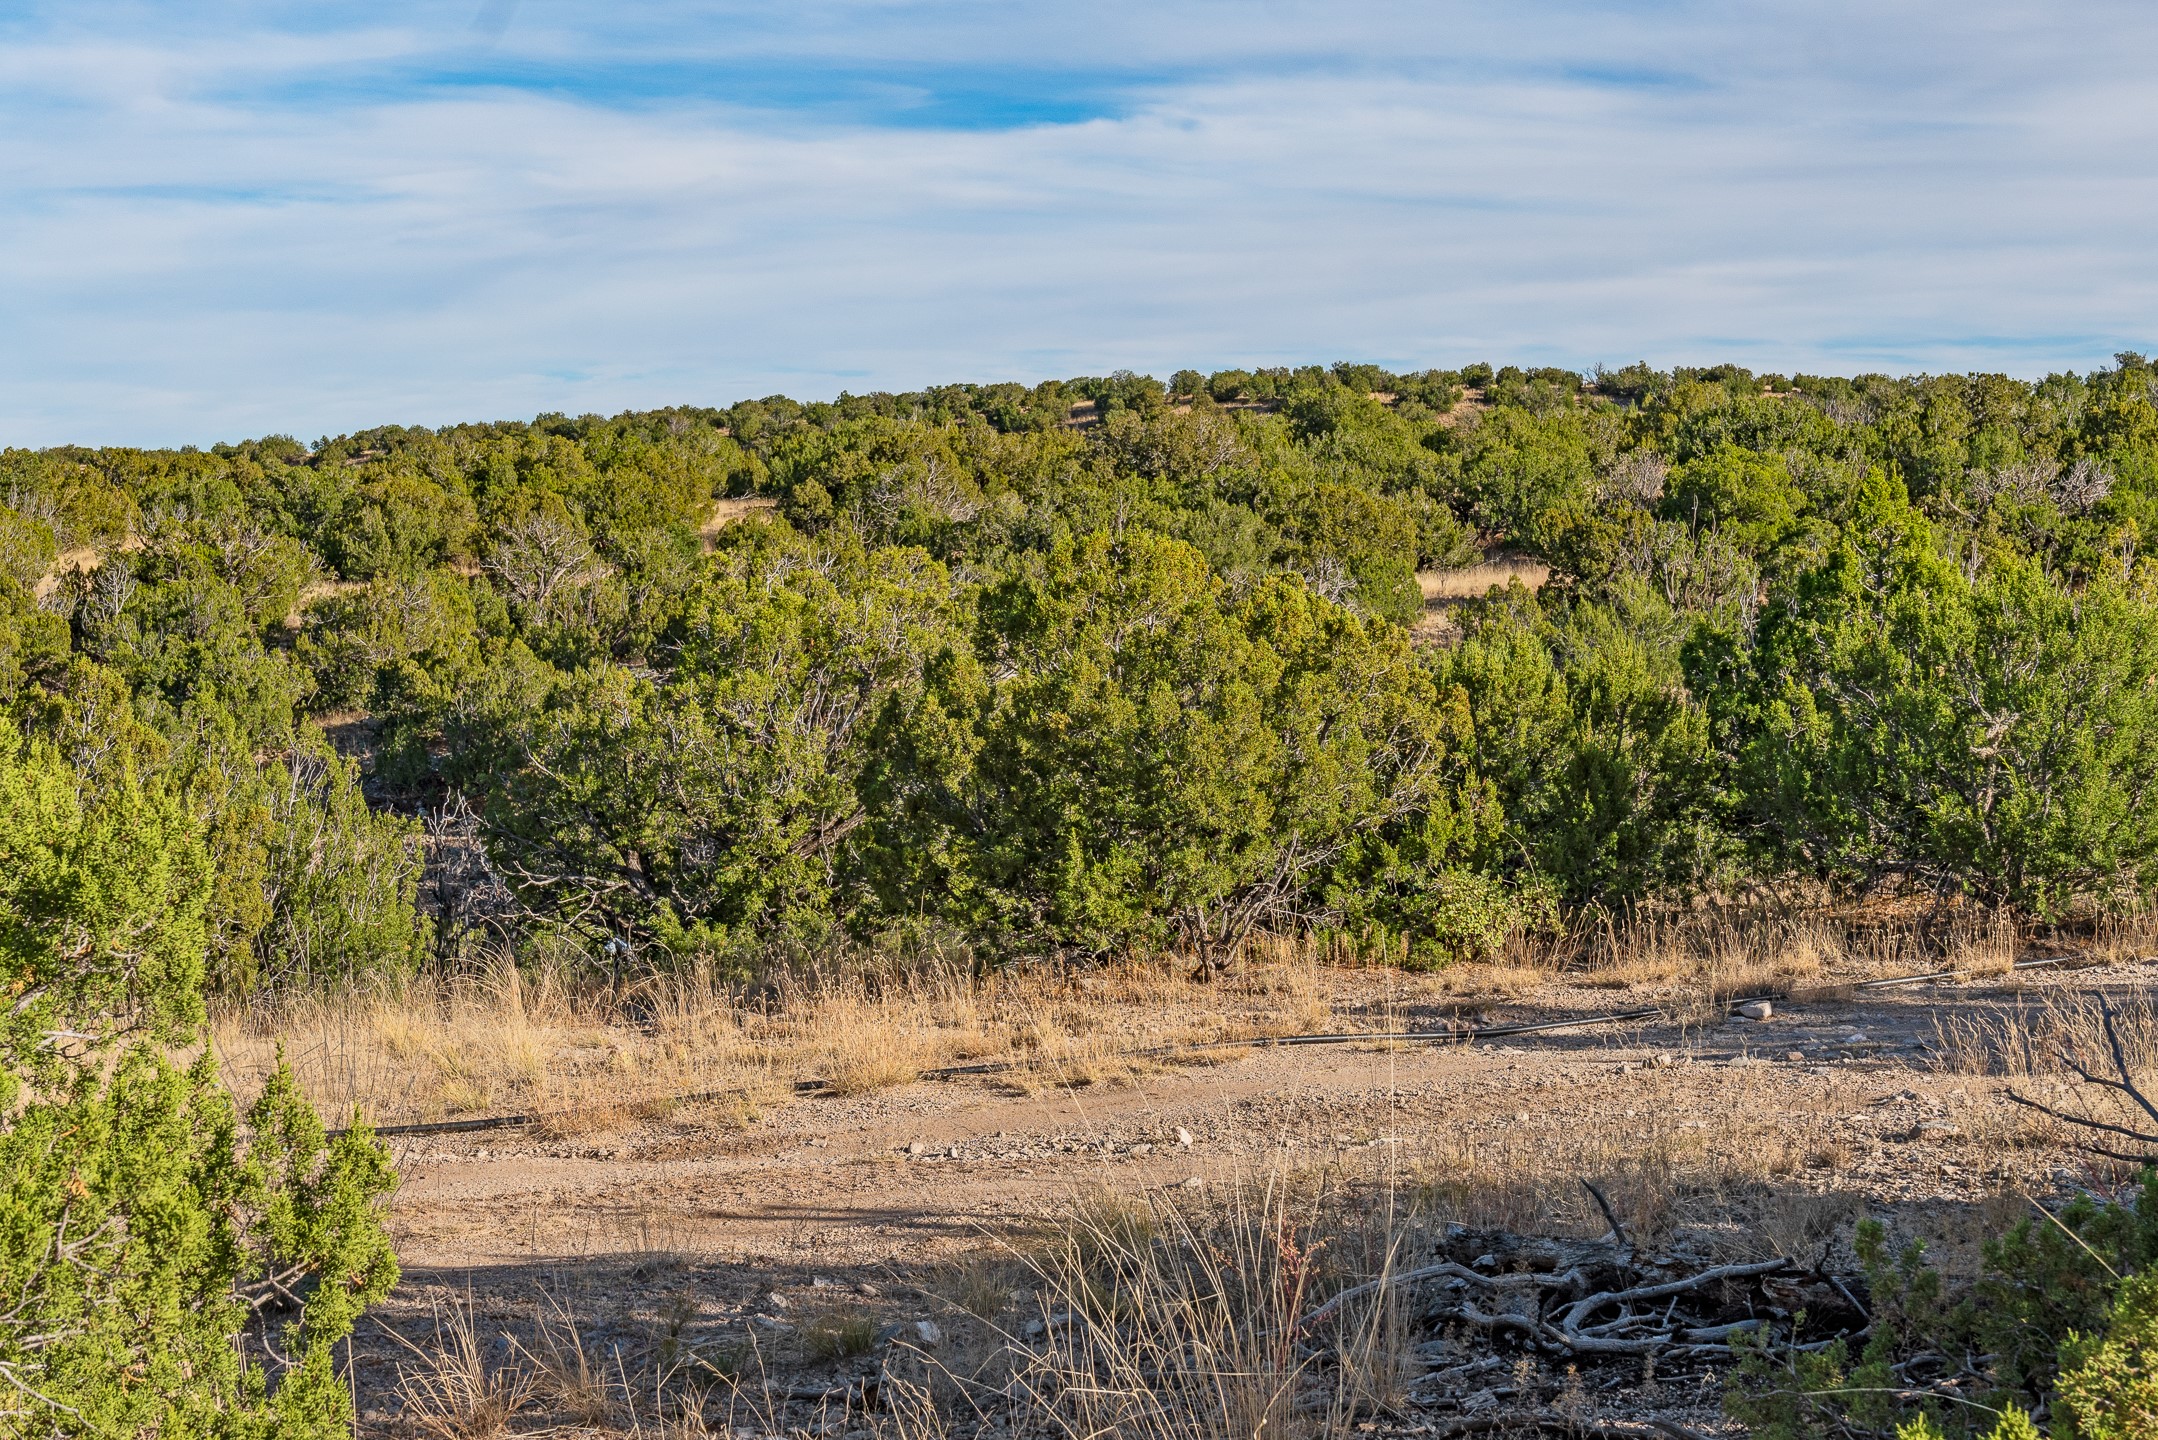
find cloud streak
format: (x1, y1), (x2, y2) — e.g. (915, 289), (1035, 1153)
(4, 2), (2158, 443)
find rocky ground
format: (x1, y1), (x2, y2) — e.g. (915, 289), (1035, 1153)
(350, 954), (2157, 1437)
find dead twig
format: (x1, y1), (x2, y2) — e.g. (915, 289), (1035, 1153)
(2003, 992), (2158, 1162)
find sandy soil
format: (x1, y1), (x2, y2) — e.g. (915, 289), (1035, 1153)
(350, 954), (2157, 1434)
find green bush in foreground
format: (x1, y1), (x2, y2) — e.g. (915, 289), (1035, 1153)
(0, 720), (398, 1435)
(1730, 1175), (2158, 1439)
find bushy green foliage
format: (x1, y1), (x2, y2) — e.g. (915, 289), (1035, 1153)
(0, 720), (398, 1434)
(446, 532), (966, 960)
(1438, 588), (1724, 903)
(1729, 1177), (2158, 1439)
(12, 354), (2158, 987)
(2055, 1268), (2158, 1438)
(1693, 471), (2158, 913)
(863, 530), (1503, 962)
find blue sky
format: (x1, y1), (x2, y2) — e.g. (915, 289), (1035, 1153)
(5, 1), (2158, 445)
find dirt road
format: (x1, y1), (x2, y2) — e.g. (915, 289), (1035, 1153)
(354, 961), (2144, 1433)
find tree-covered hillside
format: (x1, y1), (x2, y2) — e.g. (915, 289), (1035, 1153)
(8, 357), (2158, 985)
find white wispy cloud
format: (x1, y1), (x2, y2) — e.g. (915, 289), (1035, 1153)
(3, 1), (2157, 443)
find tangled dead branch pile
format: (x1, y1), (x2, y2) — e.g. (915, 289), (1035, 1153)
(1296, 1223), (1865, 1434)
(697, 1219), (1873, 1439)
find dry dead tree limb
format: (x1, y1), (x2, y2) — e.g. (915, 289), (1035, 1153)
(1580, 1177), (1631, 1254)
(2001, 1090), (2158, 1154)
(2003, 992), (2158, 1162)
(2095, 992), (2158, 1132)
(1824, 1272), (1868, 1319)
(1423, 1414), (1715, 1440)
(1295, 1260), (1495, 1330)
(1558, 1258), (1791, 1334)
(1440, 1305), (1771, 1358)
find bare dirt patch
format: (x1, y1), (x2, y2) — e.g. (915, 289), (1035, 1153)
(267, 928), (2158, 1435)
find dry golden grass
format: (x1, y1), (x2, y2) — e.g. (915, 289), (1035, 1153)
(389, 1291), (535, 1440)
(509, 1293), (624, 1430)
(1416, 559), (1550, 602)
(1548, 902), (2039, 1003)
(1403, 1077), (1865, 1255)
(700, 496), (779, 550)
(1931, 988), (2158, 1089)
(214, 900), (2142, 1134)
(392, 1163), (1430, 1439)
(991, 1172), (1417, 1440)
(210, 944), (1431, 1130)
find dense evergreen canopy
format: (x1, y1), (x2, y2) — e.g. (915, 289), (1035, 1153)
(8, 358), (2158, 990)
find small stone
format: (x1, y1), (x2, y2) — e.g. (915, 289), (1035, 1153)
(1785, 1051), (1807, 1063)
(1651, 1053), (1676, 1067)
(906, 1141), (926, 1156)
(914, 1320), (942, 1346)
(812, 1275), (835, 1288)
(1513, 1110), (1531, 1123)
(1182, 1176), (1204, 1189)
(1176, 1127), (1194, 1148)
(1738, 1000), (1774, 1021)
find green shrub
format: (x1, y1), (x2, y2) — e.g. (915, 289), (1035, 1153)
(0, 719), (398, 1434)
(1729, 1177), (2158, 1439)
(1693, 470), (2158, 913)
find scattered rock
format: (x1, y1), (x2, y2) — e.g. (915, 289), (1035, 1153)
(1182, 1176), (1204, 1189)
(1738, 1000), (1774, 1021)
(906, 1141), (926, 1156)
(1785, 1051), (1807, 1063)
(1175, 1127), (1194, 1148)
(1651, 1053), (1675, 1068)
(914, 1320), (942, 1346)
